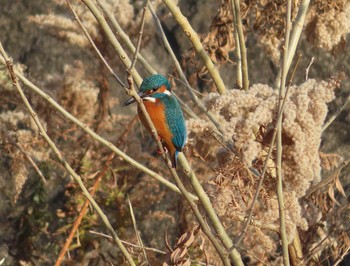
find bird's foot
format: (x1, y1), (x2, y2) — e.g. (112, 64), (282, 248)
(156, 147), (168, 155)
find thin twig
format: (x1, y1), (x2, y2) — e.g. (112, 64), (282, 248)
(305, 56), (314, 80)
(231, 0), (249, 90)
(162, 0), (227, 95)
(89, 230), (167, 254)
(304, 159), (350, 198)
(130, 4), (148, 70)
(0, 42), (136, 266)
(322, 93), (350, 131)
(128, 197), (149, 265)
(6, 134), (48, 184)
(55, 165), (104, 266)
(168, 74), (205, 97)
(173, 92), (200, 119)
(54, 115), (137, 266)
(89, 230), (215, 266)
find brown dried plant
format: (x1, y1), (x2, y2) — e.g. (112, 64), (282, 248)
(163, 225), (201, 266)
(187, 74), (345, 263)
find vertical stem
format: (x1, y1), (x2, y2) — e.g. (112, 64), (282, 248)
(232, 0), (249, 90)
(276, 0), (292, 265)
(230, 0), (242, 88)
(274, 0), (311, 89)
(162, 0), (227, 95)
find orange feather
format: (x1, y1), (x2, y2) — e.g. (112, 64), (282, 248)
(138, 99), (176, 166)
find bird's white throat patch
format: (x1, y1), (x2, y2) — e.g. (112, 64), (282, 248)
(143, 97), (156, 102)
(163, 90), (172, 96)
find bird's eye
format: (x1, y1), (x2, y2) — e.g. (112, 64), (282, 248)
(151, 87), (158, 93)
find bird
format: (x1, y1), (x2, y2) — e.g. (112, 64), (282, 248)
(124, 74), (187, 168)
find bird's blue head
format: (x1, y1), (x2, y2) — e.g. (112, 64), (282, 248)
(124, 74), (172, 106)
(140, 74), (171, 92)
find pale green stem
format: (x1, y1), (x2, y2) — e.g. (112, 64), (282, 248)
(276, 0), (292, 264)
(128, 197), (149, 264)
(96, 0), (157, 75)
(82, 0), (143, 87)
(230, 0), (242, 88)
(178, 153), (244, 266)
(0, 42), (136, 266)
(162, 0), (227, 95)
(274, 0), (311, 89)
(173, 92), (200, 119)
(232, 0), (248, 90)
(322, 93), (350, 131)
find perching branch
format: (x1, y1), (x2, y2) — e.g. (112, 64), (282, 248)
(123, 6), (233, 264)
(148, 2), (225, 136)
(126, 57), (231, 265)
(178, 153), (244, 266)
(0, 54), (194, 199)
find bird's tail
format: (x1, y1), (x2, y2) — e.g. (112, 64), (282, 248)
(171, 150), (180, 168)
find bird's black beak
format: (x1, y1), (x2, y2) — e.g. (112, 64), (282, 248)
(123, 91), (147, 106)
(123, 97), (136, 106)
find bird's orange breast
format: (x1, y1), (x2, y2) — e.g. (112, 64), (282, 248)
(138, 100), (175, 156)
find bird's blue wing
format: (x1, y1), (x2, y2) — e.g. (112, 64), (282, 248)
(164, 96), (187, 151)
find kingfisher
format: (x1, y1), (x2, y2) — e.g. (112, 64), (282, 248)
(124, 74), (187, 168)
